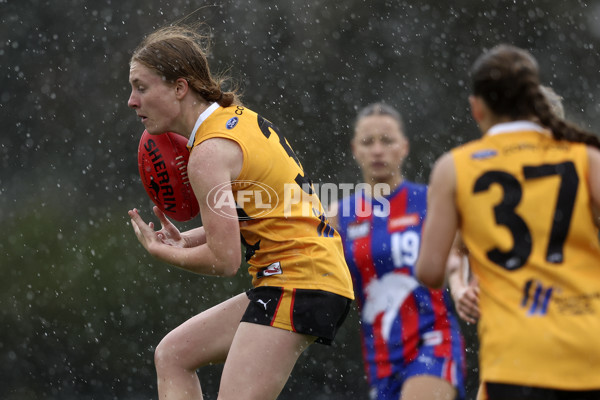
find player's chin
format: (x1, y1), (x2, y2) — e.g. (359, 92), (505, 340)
(145, 128), (167, 135)
(143, 123), (166, 135)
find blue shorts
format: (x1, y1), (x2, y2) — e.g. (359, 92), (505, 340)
(369, 353), (466, 400)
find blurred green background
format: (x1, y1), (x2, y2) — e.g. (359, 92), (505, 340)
(2, 0), (600, 398)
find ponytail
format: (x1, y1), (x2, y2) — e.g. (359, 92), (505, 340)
(471, 44), (600, 150)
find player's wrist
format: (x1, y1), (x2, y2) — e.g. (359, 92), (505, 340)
(180, 233), (193, 248)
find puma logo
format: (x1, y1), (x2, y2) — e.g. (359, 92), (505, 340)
(257, 299), (272, 310)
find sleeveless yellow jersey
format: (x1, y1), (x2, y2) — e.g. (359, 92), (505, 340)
(188, 103), (354, 300)
(452, 121), (600, 389)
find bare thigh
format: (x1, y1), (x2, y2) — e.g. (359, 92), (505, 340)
(155, 293), (250, 370)
(217, 322), (316, 400)
(401, 375), (457, 400)
(476, 382), (485, 400)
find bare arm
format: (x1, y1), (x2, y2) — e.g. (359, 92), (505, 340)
(181, 226), (207, 248)
(416, 153), (460, 289)
(446, 233), (480, 323)
(129, 137), (243, 277)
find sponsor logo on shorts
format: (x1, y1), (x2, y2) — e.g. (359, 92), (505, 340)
(257, 299), (272, 310)
(417, 354), (435, 366)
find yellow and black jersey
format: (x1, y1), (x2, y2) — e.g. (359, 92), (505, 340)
(188, 103), (354, 300)
(452, 121), (600, 389)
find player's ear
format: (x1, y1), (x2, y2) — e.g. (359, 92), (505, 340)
(175, 78), (189, 99)
(469, 95), (485, 122)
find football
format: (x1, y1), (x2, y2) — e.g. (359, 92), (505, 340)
(137, 130), (199, 222)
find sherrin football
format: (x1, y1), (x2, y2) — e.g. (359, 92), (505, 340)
(137, 130), (199, 222)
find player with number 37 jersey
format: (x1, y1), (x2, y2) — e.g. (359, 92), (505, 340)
(452, 122), (600, 388)
(416, 45), (600, 399)
(336, 181), (465, 399)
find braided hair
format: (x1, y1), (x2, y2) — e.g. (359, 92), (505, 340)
(471, 44), (600, 149)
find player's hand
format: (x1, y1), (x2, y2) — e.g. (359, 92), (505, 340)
(151, 206), (185, 248)
(128, 208), (161, 253)
(452, 279), (480, 324)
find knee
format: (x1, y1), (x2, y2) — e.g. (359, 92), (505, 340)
(154, 329), (210, 373)
(154, 333), (181, 371)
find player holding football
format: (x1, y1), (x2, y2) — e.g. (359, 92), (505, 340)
(416, 44), (600, 399)
(127, 24), (354, 400)
(329, 103), (465, 400)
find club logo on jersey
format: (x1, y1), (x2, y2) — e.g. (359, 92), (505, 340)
(388, 213), (420, 232)
(226, 117), (239, 130)
(521, 279), (553, 316)
(257, 261), (282, 279)
(347, 221), (370, 240)
(471, 149), (497, 160)
(363, 273), (419, 341)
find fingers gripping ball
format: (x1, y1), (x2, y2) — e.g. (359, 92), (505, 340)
(137, 130), (199, 222)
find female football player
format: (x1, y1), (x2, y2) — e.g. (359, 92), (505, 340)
(417, 44), (600, 400)
(127, 23), (354, 400)
(329, 102), (465, 400)
(447, 85), (567, 325)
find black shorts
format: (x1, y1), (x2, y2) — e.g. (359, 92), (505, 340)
(242, 286), (352, 345)
(485, 382), (600, 400)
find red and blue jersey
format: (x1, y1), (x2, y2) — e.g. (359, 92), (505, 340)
(337, 182), (465, 392)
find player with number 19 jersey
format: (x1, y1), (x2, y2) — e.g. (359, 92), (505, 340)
(187, 103), (354, 301)
(337, 182), (465, 399)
